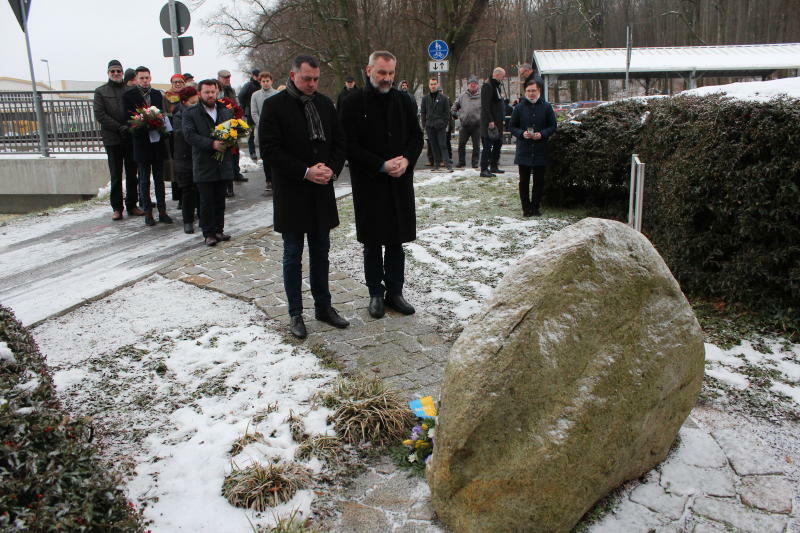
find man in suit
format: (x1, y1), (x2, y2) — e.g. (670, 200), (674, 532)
(122, 66), (173, 226)
(339, 50), (424, 319)
(182, 79), (235, 246)
(259, 54), (349, 339)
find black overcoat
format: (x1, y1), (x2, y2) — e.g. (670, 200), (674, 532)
(339, 83), (424, 244)
(122, 87), (168, 164)
(182, 102), (235, 183)
(480, 78), (505, 138)
(170, 104), (192, 176)
(259, 90), (345, 234)
(509, 97), (557, 167)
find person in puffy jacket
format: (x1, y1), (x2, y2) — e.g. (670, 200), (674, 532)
(509, 78), (557, 217)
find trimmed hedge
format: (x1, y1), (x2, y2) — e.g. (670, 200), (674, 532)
(546, 95), (800, 328)
(0, 305), (144, 532)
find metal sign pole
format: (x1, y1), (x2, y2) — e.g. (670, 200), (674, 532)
(168, 0), (181, 74)
(20, 0), (49, 156)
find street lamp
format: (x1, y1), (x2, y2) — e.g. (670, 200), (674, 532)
(40, 58), (52, 90)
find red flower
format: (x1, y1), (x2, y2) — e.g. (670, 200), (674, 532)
(218, 97), (244, 119)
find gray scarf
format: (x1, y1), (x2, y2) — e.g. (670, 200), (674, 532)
(285, 79), (326, 142)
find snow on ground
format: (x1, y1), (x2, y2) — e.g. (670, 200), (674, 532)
(34, 276), (338, 531)
(681, 76), (800, 101)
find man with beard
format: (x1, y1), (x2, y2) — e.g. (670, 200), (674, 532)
(339, 51), (424, 319)
(259, 55), (349, 339)
(93, 59), (143, 220)
(183, 79), (235, 246)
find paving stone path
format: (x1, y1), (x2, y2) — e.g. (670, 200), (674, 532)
(160, 227), (797, 533)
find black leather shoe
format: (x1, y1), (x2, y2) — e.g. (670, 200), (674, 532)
(368, 296), (385, 319)
(479, 170), (495, 178)
(144, 213), (156, 226)
(290, 315), (307, 339)
(233, 174), (249, 182)
(183, 222), (194, 234)
(315, 307), (349, 328)
(384, 293), (415, 315)
(204, 236), (218, 246)
(489, 167), (505, 174)
(215, 232), (231, 242)
(158, 212), (173, 224)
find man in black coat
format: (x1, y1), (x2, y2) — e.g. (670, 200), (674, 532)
(480, 66), (507, 177)
(93, 59), (143, 220)
(259, 54), (349, 339)
(420, 77), (453, 172)
(122, 66), (173, 226)
(183, 80), (236, 246)
(340, 51), (423, 319)
(238, 69), (261, 159)
(336, 76), (357, 110)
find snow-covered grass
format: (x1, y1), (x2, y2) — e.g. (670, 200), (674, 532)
(33, 276), (339, 531)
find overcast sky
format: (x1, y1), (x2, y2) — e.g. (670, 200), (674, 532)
(2, 0), (255, 87)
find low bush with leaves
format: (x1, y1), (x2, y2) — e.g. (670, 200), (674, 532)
(546, 94), (800, 334)
(0, 305), (144, 531)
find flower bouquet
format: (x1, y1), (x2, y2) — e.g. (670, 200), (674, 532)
(128, 106), (168, 136)
(399, 418), (436, 471)
(211, 118), (250, 161)
(218, 97), (244, 120)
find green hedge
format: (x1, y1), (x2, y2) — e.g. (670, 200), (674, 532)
(0, 305), (144, 532)
(545, 95), (800, 328)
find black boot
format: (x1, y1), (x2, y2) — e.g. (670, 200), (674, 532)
(289, 315), (307, 339)
(315, 307), (349, 328)
(384, 293), (415, 315)
(368, 296), (385, 319)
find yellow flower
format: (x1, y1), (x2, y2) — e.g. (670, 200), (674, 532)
(222, 133), (229, 139)
(421, 424), (429, 430)
(230, 129), (238, 139)
(215, 124), (224, 131)
(402, 439), (413, 446)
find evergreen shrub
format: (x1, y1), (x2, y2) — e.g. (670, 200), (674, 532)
(0, 305), (144, 532)
(546, 94), (800, 328)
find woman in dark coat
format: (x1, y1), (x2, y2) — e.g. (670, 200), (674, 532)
(509, 78), (557, 216)
(170, 87), (200, 233)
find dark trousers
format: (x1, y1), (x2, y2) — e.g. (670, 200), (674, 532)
(480, 136), (502, 170)
(176, 174), (198, 223)
(196, 180), (227, 237)
(363, 243), (405, 297)
(519, 165), (546, 212)
(247, 127), (256, 158)
(137, 160), (166, 212)
(457, 124), (480, 167)
(282, 231), (332, 317)
(426, 126), (451, 167)
(106, 143), (138, 212)
(263, 160), (272, 184)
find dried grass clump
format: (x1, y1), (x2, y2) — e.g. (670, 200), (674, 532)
(265, 509), (321, 533)
(221, 462), (311, 511)
(295, 434), (342, 462)
(284, 410), (307, 443)
(229, 431), (265, 456)
(327, 374), (414, 446)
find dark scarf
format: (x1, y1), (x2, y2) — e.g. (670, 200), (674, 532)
(285, 78), (326, 142)
(138, 85), (152, 106)
(109, 79), (124, 88)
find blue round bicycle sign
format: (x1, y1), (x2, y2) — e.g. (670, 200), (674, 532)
(428, 40), (449, 60)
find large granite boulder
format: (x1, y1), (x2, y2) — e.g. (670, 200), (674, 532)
(428, 217), (704, 533)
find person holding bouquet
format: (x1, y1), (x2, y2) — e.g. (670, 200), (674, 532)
(182, 79), (236, 246)
(122, 66), (173, 226)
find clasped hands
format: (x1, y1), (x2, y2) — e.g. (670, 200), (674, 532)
(523, 131), (542, 140)
(306, 162), (334, 184)
(384, 156), (409, 178)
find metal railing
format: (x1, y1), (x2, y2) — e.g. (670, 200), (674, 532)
(0, 91), (104, 154)
(628, 153), (645, 232)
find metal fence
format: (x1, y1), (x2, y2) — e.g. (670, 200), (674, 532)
(0, 91), (104, 154)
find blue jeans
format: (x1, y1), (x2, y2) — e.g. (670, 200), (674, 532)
(363, 243), (405, 297)
(282, 231), (332, 317)
(480, 136), (502, 170)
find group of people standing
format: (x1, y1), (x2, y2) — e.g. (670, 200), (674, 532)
(93, 52), (557, 339)
(93, 62), (254, 239)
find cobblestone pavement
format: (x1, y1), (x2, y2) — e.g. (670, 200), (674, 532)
(160, 227), (797, 533)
